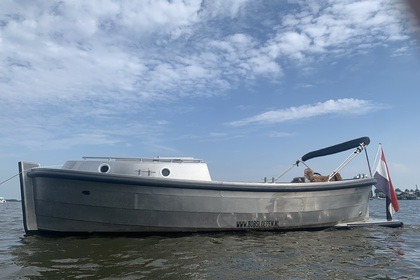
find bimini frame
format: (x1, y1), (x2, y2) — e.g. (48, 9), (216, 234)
(275, 136), (372, 182)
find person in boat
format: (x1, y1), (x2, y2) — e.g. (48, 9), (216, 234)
(304, 168), (342, 182)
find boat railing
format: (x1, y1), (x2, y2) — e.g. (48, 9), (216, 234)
(82, 156), (205, 163)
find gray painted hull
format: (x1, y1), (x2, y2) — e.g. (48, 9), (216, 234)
(19, 163), (375, 234)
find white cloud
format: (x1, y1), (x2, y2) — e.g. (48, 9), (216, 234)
(1, 0), (411, 106)
(265, 0), (411, 61)
(275, 31), (313, 60)
(229, 98), (380, 126)
(0, 0), (413, 149)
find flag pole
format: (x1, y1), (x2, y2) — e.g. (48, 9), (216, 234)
(386, 197), (393, 221)
(372, 144), (382, 199)
(372, 143), (382, 172)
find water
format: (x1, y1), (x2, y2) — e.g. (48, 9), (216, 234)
(1, 200), (419, 279)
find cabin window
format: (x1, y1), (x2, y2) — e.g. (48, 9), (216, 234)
(161, 168), (170, 177)
(99, 164), (110, 173)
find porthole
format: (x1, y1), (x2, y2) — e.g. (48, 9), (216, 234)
(161, 168), (170, 177)
(99, 163), (110, 173)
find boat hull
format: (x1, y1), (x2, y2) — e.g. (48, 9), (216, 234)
(19, 162), (375, 234)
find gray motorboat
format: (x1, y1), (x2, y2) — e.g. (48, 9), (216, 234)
(19, 137), (378, 234)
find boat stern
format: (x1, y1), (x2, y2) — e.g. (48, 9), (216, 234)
(18, 161), (41, 234)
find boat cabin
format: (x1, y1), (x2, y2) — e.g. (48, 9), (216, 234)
(62, 157), (212, 181)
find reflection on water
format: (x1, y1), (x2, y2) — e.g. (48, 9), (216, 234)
(1, 200), (420, 279)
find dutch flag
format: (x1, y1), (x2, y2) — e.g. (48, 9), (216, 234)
(374, 146), (400, 220)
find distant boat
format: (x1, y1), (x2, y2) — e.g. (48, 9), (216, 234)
(19, 137), (380, 235)
(0, 197), (6, 203)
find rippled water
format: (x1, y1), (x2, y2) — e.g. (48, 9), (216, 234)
(1, 200), (419, 279)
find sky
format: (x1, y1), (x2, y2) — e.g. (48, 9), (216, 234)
(1, 0), (419, 199)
